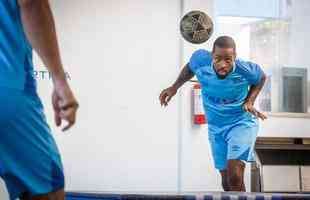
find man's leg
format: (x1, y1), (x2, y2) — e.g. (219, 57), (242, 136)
(219, 170), (229, 191)
(20, 192), (30, 200)
(20, 189), (65, 200)
(224, 119), (258, 192)
(226, 159), (245, 191)
(31, 189), (65, 200)
(0, 91), (65, 200)
(208, 127), (229, 192)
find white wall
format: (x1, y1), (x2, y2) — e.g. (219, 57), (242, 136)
(289, 0), (310, 110)
(45, 0), (182, 192)
(179, 0), (223, 192)
(0, 180), (9, 200)
(1, 0), (182, 196)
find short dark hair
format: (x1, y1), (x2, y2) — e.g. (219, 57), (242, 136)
(212, 36), (236, 52)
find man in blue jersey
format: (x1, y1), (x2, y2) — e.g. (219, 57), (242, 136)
(160, 36), (267, 191)
(0, 0), (78, 199)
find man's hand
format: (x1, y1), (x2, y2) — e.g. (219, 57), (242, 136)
(159, 86), (177, 106)
(52, 80), (79, 131)
(243, 100), (267, 120)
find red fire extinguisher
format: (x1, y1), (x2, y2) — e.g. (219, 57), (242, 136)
(193, 84), (206, 124)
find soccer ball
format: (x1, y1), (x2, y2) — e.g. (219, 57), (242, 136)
(180, 10), (214, 44)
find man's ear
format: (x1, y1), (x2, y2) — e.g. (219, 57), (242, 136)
(212, 49), (216, 58)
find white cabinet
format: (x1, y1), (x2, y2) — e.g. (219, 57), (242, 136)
(261, 165), (300, 192)
(301, 166), (310, 192)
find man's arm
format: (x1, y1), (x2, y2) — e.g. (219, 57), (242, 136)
(18, 0), (78, 131)
(172, 63), (195, 90)
(159, 63), (194, 106)
(18, 0), (65, 82)
(243, 73), (267, 120)
(246, 73), (266, 103)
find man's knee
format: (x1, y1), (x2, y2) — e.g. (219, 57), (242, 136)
(227, 171), (243, 187)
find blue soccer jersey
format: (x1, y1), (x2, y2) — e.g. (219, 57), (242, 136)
(0, 0), (36, 91)
(189, 49), (264, 127)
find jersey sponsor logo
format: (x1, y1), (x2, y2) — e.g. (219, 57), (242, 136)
(231, 76), (243, 84)
(208, 96), (238, 105)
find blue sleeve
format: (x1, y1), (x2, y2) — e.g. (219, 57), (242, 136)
(189, 49), (212, 74)
(236, 60), (264, 85)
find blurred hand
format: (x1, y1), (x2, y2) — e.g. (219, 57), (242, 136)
(52, 80), (79, 131)
(243, 100), (267, 120)
(159, 86), (177, 106)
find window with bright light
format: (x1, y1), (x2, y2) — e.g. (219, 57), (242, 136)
(214, 0), (310, 114)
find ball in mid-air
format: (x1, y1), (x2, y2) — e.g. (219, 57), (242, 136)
(180, 10), (214, 44)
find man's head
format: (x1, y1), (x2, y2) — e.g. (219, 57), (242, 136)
(212, 36), (236, 79)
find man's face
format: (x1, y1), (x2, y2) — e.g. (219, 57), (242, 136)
(212, 46), (236, 79)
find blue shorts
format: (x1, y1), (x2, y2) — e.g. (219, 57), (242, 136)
(208, 118), (259, 170)
(0, 88), (64, 200)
